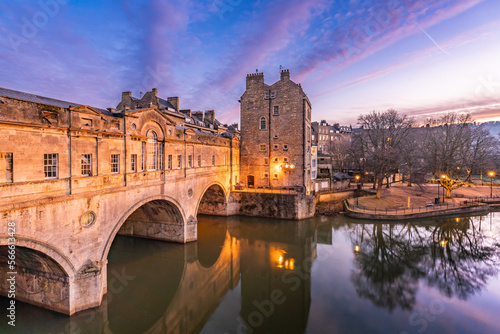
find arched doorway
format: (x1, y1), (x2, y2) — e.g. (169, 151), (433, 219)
(197, 184), (227, 216)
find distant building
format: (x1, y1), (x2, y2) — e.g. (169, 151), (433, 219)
(311, 120), (352, 155)
(239, 70), (312, 192)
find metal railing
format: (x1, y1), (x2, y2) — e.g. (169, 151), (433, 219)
(346, 197), (489, 215)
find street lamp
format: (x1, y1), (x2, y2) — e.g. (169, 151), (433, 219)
(355, 175), (360, 205)
(441, 174), (447, 203)
(488, 171), (495, 198)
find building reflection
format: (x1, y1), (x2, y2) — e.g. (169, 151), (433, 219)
(346, 214), (500, 312)
(230, 218), (316, 334)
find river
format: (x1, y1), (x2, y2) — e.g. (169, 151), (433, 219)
(1, 212), (500, 334)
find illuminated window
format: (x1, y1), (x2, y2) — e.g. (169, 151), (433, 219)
(147, 131), (158, 170)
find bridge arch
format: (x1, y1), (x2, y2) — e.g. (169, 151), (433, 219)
(101, 195), (187, 262)
(196, 182), (228, 217)
(0, 235), (75, 277)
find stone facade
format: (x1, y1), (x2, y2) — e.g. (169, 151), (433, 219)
(0, 87), (240, 314)
(239, 70), (312, 193)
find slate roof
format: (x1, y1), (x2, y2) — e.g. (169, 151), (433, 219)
(0, 87), (117, 117)
(158, 97), (177, 111)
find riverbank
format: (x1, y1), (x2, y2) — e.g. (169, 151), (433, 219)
(316, 183), (499, 217)
(342, 183), (499, 220)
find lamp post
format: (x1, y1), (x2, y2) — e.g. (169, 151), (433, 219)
(489, 171), (495, 198)
(441, 174), (447, 203)
(355, 175), (360, 205)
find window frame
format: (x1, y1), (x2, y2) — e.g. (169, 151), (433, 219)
(44, 153), (58, 179)
(81, 154), (92, 177)
(111, 154), (120, 174)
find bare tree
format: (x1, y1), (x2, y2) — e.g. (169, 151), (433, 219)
(424, 113), (498, 198)
(356, 110), (413, 198)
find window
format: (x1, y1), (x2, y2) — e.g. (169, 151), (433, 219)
(44, 153), (57, 179)
(273, 158), (278, 163)
(131, 154), (137, 172)
(147, 131), (158, 170)
(264, 173), (269, 178)
(177, 155), (182, 169)
(273, 144), (279, 150)
(224, 156), (227, 165)
(273, 174), (278, 179)
(82, 118), (93, 127)
(212, 155), (215, 166)
(274, 135), (279, 139)
(273, 106), (279, 115)
(159, 144), (164, 170)
(188, 155), (193, 168)
(259, 144), (266, 151)
(260, 117), (266, 130)
(111, 154), (120, 174)
(283, 145), (288, 151)
(2, 153), (13, 183)
(312, 159), (317, 168)
(81, 154), (92, 176)
(142, 142), (146, 171)
(198, 155), (201, 167)
(168, 155), (172, 170)
(264, 158), (269, 165)
(284, 158), (288, 163)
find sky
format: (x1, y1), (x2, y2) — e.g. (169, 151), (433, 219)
(1, 0), (500, 126)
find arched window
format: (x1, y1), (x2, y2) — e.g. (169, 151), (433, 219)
(260, 117), (266, 130)
(147, 131), (158, 170)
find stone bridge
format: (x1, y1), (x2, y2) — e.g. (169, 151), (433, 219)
(0, 166), (236, 315)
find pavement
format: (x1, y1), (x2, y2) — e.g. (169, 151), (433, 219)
(357, 182), (498, 209)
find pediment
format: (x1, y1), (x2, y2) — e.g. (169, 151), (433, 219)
(70, 105), (102, 116)
(126, 107), (176, 126)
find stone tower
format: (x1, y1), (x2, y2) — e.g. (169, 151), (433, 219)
(239, 70), (312, 193)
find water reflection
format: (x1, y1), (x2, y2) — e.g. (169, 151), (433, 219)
(1, 212), (499, 334)
(346, 214), (500, 313)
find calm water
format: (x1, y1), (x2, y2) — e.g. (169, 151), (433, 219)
(1, 212), (500, 334)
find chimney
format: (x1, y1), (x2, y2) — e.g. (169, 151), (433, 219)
(192, 111), (204, 121)
(167, 97), (179, 110)
(205, 110), (215, 125)
(280, 69), (290, 81)
(122, 91), (132, 98)
(180, 109), (192, 117)
(246, 72), (264, 90)
(152, 88), (158, 96)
